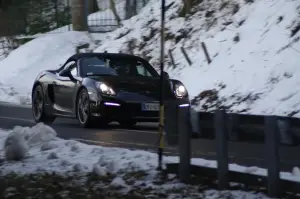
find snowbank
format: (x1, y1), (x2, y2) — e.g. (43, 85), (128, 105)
(0, 31), (95, 104)
(1, 123), (300, 184)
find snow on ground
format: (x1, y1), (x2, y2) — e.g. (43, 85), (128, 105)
(0, 31), (95, 104)
(0, 0), (300, 118)
(0, 124), (287, 198)
(0, 124), (300, 196)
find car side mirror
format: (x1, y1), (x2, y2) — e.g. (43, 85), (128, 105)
(163, 71), (169, 79)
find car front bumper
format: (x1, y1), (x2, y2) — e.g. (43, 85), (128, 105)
(89, 97), (191, 122)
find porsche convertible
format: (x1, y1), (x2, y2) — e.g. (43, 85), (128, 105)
(31, 52), (190, 128)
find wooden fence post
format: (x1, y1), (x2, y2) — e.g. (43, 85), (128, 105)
(201, 42), (211, 64)
(180, 47), (192, 65)
(168, 49), (176, 68)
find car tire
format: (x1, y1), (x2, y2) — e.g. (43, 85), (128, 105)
(32, 85), (56, 124)
(118, 119), (137, 129)
(76, 88), (95, 128)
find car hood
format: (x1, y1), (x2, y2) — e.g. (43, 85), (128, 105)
(90, 76), (171, 98)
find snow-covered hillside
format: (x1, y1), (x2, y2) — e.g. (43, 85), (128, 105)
(94, 0), (300, 117)
(0, 0), (300, 117)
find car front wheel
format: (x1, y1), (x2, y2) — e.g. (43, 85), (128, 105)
(32, 85), (56, 124)
(77, 89), (95, 128)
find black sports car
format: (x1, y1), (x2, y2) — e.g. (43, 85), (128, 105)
(31, 53), (190, 128)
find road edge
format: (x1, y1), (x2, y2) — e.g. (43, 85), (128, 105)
(0, 101), (31, 108)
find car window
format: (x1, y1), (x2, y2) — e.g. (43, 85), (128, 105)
(80, 57), (117, 76)
(79, 56), (158, 77)
(136, 62), (152, 77)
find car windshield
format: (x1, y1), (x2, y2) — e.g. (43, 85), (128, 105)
(79, 56), (159, 77)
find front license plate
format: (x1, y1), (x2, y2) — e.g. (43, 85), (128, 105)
(141, 103), (159, 111)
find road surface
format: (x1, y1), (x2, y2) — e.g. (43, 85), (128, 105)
(0, 102), (300, 172)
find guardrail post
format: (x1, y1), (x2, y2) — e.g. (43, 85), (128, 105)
(214, 109), (229, 190)
(178, 105), (192, 183)
(265, 116), (281, 197)
(165, 101), (179, 146)
(228, 113), (239, 141)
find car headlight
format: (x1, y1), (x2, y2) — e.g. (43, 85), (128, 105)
(97, 83), (116, 96)
(174, 84), (187, 98)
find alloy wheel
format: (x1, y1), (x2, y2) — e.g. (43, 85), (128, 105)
(78, 91), (89, 124)
(33, 88), (43, 120)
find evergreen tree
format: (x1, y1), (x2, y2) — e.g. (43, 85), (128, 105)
(0, 0), (71, 36)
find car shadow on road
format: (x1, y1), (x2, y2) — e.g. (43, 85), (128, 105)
(53, 119), (158, 131)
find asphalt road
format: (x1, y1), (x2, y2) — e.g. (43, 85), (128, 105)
(0, 102), (300, 172)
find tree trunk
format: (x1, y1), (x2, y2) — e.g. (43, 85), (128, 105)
(0, 13), (9, 36)
(179, 0), (193, 17)
(0, 2), (28, 36)
(53, 0), (59, 28)
(125, 0), (137, 20)
(142, 0), (147, 7)
(110, 0), (121, 25)
(71, 0), (87, 31)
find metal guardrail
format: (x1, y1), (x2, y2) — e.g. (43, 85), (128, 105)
(192, 111), (300, 146)
(164, 106), (300, 198)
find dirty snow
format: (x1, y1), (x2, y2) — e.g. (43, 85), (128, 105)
(1, 124), (300, 183)
(0, 124), (294, 198)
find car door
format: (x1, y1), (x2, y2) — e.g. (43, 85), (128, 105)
(54, 61), (78, 113)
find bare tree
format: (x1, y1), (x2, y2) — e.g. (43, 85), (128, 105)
(124, 0), (150, 19)
(125, 0), (137, 20)
(71, 0), (87, 31)
(125, 0), (137, 19)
